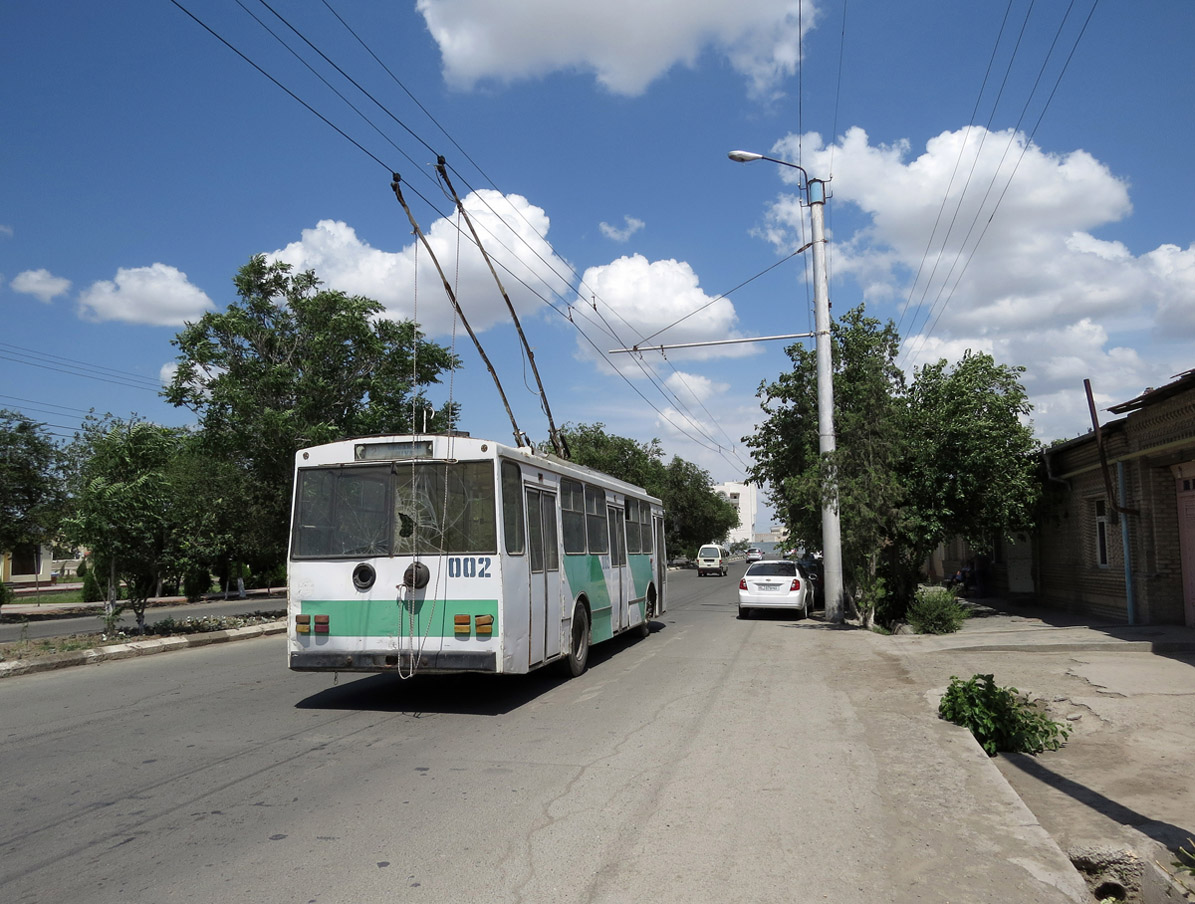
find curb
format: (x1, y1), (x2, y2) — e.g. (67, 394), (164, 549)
(895, 639), (1195, 655)
(920, 686), (1095, 902)
(0, 620), (287, 680)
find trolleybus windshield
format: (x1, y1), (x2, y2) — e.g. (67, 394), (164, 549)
(291, 460), (497, 558)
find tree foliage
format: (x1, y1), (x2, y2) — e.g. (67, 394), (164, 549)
(746, 304), (1040, 622)
(0, 409), (65, 556)
(164, 256), (460, 567)
(62, 420), (187, 633)
(560, 423), (738, 558)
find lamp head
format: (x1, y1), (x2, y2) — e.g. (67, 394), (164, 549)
(727, 150), (763, 162)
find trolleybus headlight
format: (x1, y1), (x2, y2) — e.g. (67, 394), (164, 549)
(403, 561), (430, 589)
(352, 562), (376, 591)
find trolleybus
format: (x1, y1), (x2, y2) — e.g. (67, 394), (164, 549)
(287, 434), (667, 677)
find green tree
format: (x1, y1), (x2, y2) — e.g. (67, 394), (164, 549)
(63, 420), (186, 633)
(165, 255), (460, 568)
(659, 456), (739, 557)
(746, 305), (1039, 623)
(748, 308), (908, 625)
(560, 423), (738, 559)
(0, 409), (66, 561)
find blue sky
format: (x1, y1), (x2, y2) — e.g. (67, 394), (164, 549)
(3, 1), (1194, 529)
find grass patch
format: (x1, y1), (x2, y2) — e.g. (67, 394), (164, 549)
(2, 588), (89, 606)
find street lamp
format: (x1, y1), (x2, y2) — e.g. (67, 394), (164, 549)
(729, 149), (845, 623)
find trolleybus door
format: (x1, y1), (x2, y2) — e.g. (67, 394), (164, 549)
(526, 488), (561, 667)
(654, 514), (667, 614)
(608, 504), (628, 631)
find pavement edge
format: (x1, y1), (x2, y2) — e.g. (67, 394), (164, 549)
(0, 621), (287, 680)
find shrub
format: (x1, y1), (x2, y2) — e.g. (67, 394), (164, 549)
(81, 567), (106, 603)
(907, 586), (970, 634)
(0, 581), (12, 610)
(939, 673), (1071, 756)
(183, 570), (213, 602)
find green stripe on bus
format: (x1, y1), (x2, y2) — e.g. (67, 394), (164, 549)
(629, 554), (652, 596)
(300, 599), (499, 638)
(563, 554), (612, 642)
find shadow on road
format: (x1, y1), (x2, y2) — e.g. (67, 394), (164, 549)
(1003, 752), (1195, 851)
(293, 623), (662, 716)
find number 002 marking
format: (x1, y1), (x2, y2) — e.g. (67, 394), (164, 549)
(448, 556), (492, 578)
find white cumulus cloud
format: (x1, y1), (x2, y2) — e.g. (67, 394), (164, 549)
(12, 268), (72, 303)
(599, 216), (645, 242)
(268, 192), (572, 338)
(78, 264), (213, 326)
(757, 125), (1194, 440)
(570, 253), (757, 374)
(417, 0), (815, 97)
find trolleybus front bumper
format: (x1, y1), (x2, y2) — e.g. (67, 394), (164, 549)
(289, 650), (498, 673)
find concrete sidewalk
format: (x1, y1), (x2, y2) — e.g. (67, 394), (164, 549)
(882, 598), (1195, 902)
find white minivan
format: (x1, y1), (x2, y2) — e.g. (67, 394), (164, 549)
(696, 544), (729, 577)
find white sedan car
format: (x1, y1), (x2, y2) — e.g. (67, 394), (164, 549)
(737, 560), (811, 619)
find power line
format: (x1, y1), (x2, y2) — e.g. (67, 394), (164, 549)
(171, 2), (755, 474)
(900, 0), (1100, 367)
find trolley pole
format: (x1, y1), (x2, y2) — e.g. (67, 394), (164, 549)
(728, 151), (844, 622)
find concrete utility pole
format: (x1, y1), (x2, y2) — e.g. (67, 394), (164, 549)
(728, 151), (844, 622)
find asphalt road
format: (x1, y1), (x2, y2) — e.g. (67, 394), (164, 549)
(0, 596), (286, 643)
(0, 566), (1086, 904)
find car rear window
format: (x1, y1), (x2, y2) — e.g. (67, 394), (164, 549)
(698, 546), (721, 558)
(746, 562), (796, 577)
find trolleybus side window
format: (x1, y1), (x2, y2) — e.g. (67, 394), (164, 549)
(561, 478), (586, 554)
(640, 502), (652, 553)
(625, 498), (641, 554)
(501, 460), (525, 555)
(585, 485), (608, 554)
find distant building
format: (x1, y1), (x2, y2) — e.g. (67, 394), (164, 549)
(713, 481), (757, 547)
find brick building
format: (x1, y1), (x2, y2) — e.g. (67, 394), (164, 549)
(1035, 369), (1195, 626)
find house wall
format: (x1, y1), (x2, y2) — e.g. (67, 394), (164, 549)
(1036, 380), (1195, 625)
(1, 544), (55, 584)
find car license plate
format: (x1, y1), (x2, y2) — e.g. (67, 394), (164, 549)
(756, 584), (780, 592)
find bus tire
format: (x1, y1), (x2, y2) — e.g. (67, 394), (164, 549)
(637, 590), (654, 638)
(561, 604), (590, 678)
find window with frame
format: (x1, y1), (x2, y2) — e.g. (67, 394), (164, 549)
(585, 485), (608, 554)
(625, 498), (641, 553)
(501, 460), (525, 555)
(561, 478), (587, 554)
(1095, 499), (1110, 568)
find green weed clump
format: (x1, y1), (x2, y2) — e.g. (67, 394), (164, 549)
(939, 673), (1071, 756)
(907, 586), (970, 634)
(1173, 838), (1195, 879)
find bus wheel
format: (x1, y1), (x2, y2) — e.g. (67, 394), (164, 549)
(637, 595), (653, 638)
(561, 605), (590, 678)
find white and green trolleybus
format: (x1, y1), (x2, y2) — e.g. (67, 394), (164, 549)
(287, 434), (667, 677)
